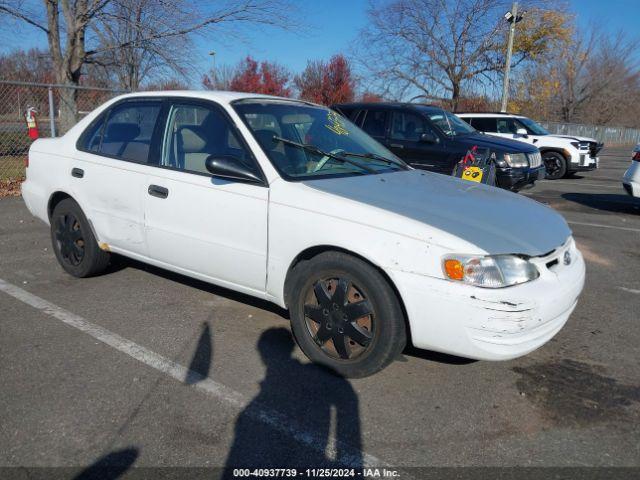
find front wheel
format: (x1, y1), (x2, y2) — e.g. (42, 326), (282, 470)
(287, 252), (406, 378)
(543, 152), (567, 180)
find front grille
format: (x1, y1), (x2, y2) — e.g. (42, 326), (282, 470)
(527, 151), (542, 168)
(589, 142), (603, 158)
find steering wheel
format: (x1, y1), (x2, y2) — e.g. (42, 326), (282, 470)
(311, 149), (345, 173)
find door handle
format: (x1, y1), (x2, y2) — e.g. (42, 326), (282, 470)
(71, 168), (84, 178)
(390, 143), (404, 149)
(148, 184), (169, 199)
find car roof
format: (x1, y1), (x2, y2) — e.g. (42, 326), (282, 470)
(111, 90), (315, 107)
(457, 112), (525, 118)
(332, 102), (446, 113)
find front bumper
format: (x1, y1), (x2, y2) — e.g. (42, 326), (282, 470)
(389, 237), (585, 361)
(622, 161), (640, 198)
(496, 165), (545, 191)
(569, 151), (598, 171)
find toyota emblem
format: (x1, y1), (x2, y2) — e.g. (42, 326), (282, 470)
(563, 250), (571, 266)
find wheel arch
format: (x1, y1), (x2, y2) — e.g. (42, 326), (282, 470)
(282, 245), (412, 345)
(47, 191), (102, 244)
(539, 147), (569, 160)
(47, 190), (74, 220)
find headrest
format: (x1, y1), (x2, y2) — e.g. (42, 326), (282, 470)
(105, 123), (140, 142)
(178, 126), (207, 152)
(254, 129), (278, 151)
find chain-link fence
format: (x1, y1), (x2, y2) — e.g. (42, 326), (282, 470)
(539, 120), (640, 146)
(0, 80), (124, 190)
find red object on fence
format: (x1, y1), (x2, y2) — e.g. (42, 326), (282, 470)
(25, 107), (39, 140)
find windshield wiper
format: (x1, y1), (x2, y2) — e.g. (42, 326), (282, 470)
(271, 135), (377, 173)
(340, 151), (409, 170)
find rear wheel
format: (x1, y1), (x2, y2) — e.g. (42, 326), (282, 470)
(288, 252), (406, 378)
(50, 199), (110, 277)
(543, 151), (567, 180)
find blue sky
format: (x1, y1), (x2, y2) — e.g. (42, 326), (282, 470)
(2, 0), (638, 79)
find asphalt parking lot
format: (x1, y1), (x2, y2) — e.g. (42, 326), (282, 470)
(1, 146), (639, 476)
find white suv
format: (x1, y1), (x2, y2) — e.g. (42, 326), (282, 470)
(458, 113), (602, 180)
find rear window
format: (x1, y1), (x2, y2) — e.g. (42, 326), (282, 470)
(79, 100), (162, 163)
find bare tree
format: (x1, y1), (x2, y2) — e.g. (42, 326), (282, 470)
(355, 0), (570, 111)
(0, 0), (296, 131)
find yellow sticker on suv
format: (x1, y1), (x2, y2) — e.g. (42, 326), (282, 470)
(462, 166), (483, 183)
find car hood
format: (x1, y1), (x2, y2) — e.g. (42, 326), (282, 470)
(454, 133), (538, 153)
(549, 134), (599, 143)
(302, 170), (570, 256)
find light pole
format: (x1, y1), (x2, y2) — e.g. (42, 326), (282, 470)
(500, 2), (524, 112)
(209, 50), (216, 86)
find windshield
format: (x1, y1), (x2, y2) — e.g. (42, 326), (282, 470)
(422, 108), (476, 137)
(233, 101), (406, 180)
(518, 117), (550, 135)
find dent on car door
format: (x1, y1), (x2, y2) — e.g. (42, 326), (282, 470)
(144, 100), (268, 292)
(73, 99), (162, 255)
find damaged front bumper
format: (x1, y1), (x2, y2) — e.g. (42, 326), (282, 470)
(389, 238), (585, 360)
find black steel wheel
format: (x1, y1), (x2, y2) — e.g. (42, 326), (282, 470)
(543, 151), (567, 180)
(54, 212), (85, 266)
(288, 251), (406, 378)
(50, 198), (110, 277)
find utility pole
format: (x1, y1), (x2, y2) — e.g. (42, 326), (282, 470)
(501, 2), (522, 112)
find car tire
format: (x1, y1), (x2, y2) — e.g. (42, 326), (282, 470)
(50, 198), (110, 278)
(287, 251), (406, 378)
(543, 152), (567, 180)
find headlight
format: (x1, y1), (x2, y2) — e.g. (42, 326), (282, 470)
(442, 254), (539, 288)
(503, 152), (528, 168)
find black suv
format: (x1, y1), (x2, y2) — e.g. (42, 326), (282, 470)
(332, 103), (545, 191)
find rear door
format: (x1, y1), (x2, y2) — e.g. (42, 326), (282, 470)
(387, 109), (451, 173)
(143, 99), (268, 293)
(73, 99), (162, 256)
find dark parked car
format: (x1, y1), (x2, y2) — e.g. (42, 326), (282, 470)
(332, 103), (545, 191)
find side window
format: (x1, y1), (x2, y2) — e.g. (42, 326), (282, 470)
(470, 117), (497, 132)
(496, 118), (518, 134)
(81, 115), (106, 153)
(161, 103), (256, 176)
(361, 109), (387, 138)
(390, 111), (429, 141)
(99, 101), (161, 162)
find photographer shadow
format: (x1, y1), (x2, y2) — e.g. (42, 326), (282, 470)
(224, 327), (363, 473)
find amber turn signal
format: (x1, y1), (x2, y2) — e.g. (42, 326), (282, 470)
(444, 259), (464, 280)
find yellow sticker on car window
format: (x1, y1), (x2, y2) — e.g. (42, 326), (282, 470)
(462, 166), (483, 183)
(325, 111), (349, 136)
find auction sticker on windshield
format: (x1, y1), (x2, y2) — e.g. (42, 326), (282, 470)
(462, 166), (483, 183)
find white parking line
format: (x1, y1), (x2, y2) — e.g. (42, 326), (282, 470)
(568, 221), (640, 233)
(618, 287), (640, 295)
(538, 180), (621, 189)
(0, 278), (383, 469)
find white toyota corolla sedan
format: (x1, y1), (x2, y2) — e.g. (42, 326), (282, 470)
(21, 91), (585, 377)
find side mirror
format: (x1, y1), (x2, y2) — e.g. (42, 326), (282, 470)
(420, 132), (439, 143)
(205, 155), (262, 184)
(516, 128), (528, 136)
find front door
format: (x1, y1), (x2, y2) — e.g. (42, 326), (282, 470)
(387, 110), (451, 174)
(144, 100), (268, 293)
